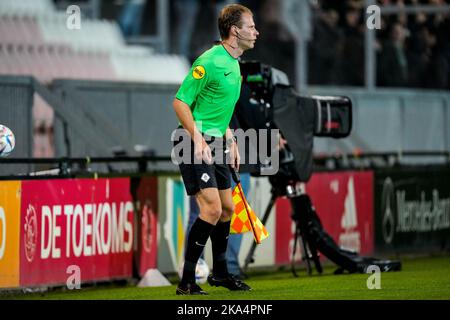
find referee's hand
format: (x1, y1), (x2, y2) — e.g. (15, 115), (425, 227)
(229, 141), (240, 171)
(194, 139), (213, 164)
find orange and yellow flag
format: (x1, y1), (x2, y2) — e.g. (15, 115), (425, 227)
(230, 185), (269, 244)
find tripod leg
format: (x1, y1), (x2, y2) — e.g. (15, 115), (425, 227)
(313, 255), (323, 274)
(300, 229), (312, 275)
(308, 241), (323, 274)
(243, 192), (277, 272)
(291, 227), (299, 277)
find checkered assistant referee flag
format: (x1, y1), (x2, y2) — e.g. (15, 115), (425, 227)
(229, 168), (269, 244)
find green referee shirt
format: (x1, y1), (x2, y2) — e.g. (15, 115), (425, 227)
(176, 44), (242, 137)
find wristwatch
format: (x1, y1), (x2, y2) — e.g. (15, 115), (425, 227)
(226, 136), (237, 148)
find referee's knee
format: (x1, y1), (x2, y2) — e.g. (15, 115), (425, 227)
(200, 202), (222, 222)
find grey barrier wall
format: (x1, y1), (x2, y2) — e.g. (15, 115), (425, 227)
(51, 82), (450, 164)
(0, 77), (182, 176)
(51, 80), (181, 173)
(0, 76), (33, 176)
(1, 76), (449, 176)
(309, 87), (450, 162)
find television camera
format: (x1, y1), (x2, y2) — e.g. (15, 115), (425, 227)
(236, 61), (401, 276)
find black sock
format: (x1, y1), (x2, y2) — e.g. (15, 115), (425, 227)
(181, 217), (214, 285)
(210, 220), (231, 277)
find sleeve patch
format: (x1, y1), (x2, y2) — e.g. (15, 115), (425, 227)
(192, 66), (206, 79)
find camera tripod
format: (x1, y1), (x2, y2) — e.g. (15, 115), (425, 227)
(243, 179), (323, 277)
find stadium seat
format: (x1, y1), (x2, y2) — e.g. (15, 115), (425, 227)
(0, 16), (44, 45)
(0, 0), (187, 84)
(0, 0), (55, 17)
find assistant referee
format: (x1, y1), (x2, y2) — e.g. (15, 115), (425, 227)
(172, 4), (259, 295)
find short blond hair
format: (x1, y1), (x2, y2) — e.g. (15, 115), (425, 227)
(218, 4), (253, 40)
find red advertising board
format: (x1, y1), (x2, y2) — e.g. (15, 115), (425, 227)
(132, 176), (158, 276)
(20, 178), (135, 286)
(275, 171), (374, 265)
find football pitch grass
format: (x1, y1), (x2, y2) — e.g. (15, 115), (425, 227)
(6, 255), (450, 300)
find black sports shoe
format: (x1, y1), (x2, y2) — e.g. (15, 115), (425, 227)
(176, 282), (208, 295)
(207, 274), (252, 291)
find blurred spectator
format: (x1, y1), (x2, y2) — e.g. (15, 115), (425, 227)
(312, 0), (450, 88)
(169, 0), (450, 89)
(213, 1), (239, 40)
(378, 22), (409, 86)
(173, 0), (237, 61)
(118, 0), (147, 37)
(433, 15), (450, 88)
(173, 0), (200, 58)
(337, 7), (365, 86)
(308, 8), (343, 85)
(242, 0), (297, 86)
(405, 24), (428, 87)
(423, 25), (448, 88)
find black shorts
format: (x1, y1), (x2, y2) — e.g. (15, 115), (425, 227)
(172, 128), (231, 196)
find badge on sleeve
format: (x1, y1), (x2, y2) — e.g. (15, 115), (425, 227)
(193, 66), (206, 80)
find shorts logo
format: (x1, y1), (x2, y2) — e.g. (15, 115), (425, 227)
(193, 66), (206, 79)
(201, 173), (210, 183)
